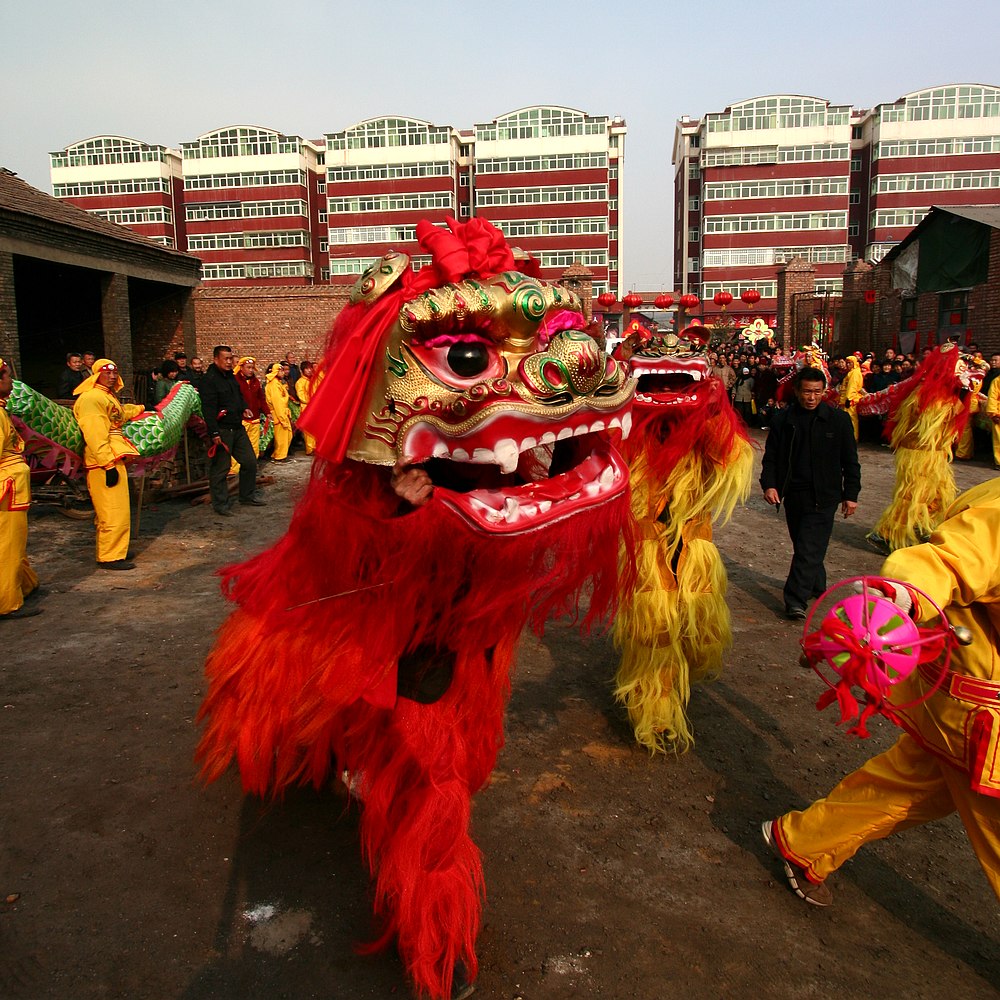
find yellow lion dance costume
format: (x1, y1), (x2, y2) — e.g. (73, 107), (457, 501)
(613, 328), (753, 752)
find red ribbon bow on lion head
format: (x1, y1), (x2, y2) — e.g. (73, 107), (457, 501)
(415, 216), (516, 283)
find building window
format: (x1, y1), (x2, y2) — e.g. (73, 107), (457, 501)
(321, 267), (330, 281)
(938, 290), (969, 332)
(688, 257), (700, 272)
(688, 197), (700, 212)
(317, 182), (326, 193)
(688, 162), (699, 180)
(689, 227), (700, 242)
(318, 211), (328, 223)
(849, 191), (861, 204)
(460, 174), (470, 186)
(848, 224), (859, 236)
(900, 295), (917, 331)
(851, 156), (862, 172)
(852, 125), (863, 139)
(320, 240), (328, 253)
(459, 204), (470, 217)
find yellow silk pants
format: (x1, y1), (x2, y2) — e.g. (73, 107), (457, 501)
(0, 508), (38, 614)
(86, 462), (131, 563)
(776, 732), (1000, 900)
(993, 420), (1000, 467)
(847, 406), (859, 440)
(955, 421), (975, 460)
(271, 423), (291, 461)
(230, 418), (261, 475)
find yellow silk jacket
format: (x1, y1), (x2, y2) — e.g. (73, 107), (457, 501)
(886, 478), (1000, 797)
(73, 386), (143, 470)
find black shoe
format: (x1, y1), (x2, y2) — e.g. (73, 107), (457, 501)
(213, 505), (234, 517)
(1, 605), (43, 620)
(785, 605), (807, 620)
(23, 586), (48, 602)
(98, 560), (135, 571)
(240, 496), (267, 506)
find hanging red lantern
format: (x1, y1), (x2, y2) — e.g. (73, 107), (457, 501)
(713, 290), (733, 310)
(654, 293), (674, 309)
(864, 289), (877, 305)
(597, 291), (617, 308)
(679, 293), (700, 310)
(622, 292), (644, 308)
(740, 288), (761, 307)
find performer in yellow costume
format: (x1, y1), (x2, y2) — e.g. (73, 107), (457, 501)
(987, 373), (1000, 469)
(0, 357), (40, 618)
(264, 362), (292, 461)
(838, 354), (865, 439)
(764, 477), (1000, 904)
(295, 360), (315, 456)
(73, 359), (144, 570)
(613, 328), (753, 752)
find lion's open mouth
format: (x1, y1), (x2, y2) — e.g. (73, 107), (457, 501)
(400, 412), (631, 533)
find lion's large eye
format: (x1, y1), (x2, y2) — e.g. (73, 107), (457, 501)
(447, 342), (491, 378)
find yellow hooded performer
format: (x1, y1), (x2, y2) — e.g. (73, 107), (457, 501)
(264, 362), (292, 461)
(295, 361), (316, 456)
(230, 356), (269, 476)
(73, 359), (145, 569)
(0, 357), (40, 618)
(838, 355), (865, 439)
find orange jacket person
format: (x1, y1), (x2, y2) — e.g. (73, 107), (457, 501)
(0, 357), (40, 618)
(264, 362), (292, 461)
(73, 359), (144, 570)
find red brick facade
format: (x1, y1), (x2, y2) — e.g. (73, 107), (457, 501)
(191, 285), (351, 366)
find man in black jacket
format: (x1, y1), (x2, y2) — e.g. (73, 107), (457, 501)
(199, 345), (265, 516)
(760, 366), (861, 619)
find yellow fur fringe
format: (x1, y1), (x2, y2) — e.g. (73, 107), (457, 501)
(870, 393), (961, 551)
(614, 438), (753, 754)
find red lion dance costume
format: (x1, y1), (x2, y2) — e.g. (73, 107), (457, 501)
(612, 328), (753, 752)
(857, 343), (988, 552)
(196, 218), (636, 999)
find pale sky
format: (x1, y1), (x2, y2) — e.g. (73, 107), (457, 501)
(3, 0), (999, 288)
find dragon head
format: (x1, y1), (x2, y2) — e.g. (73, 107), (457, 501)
(301, 218), (635, 535)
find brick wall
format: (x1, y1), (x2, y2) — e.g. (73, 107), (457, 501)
(130, 287), (196, 371)
(192, 286), (352, 367)
(871, 227), (1000, 356)
(775, 258), (816, 350)
(0, 251), (19, 371)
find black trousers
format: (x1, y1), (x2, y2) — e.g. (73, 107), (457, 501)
(781, 490), (838, 610)
(209, 425), (257, 508)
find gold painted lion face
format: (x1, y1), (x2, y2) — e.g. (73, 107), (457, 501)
(346, 253), (636, 533)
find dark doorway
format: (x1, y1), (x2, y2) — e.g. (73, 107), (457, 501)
(13, 255), (104, 396)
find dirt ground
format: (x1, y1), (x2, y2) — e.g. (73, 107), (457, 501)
(2, 431), (999, 1000)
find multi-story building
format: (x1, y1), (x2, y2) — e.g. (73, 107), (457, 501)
(180, 126), (325, 285)
(323, 106), (624, 294)
(50, 106), (625, 293)
(50, 135), (184, 248)
(468, 106), (625, 295)
(674, 95), (854, 321)
(675, 84), (1000, 322)
(323, 116), (460, 280)
(859, 85), (1000, 263)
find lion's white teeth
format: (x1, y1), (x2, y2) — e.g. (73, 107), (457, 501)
(473, 448), (494, 464)
(540, 431), (557, 445)
(494, 439), (519, 474)
(599, 466), (615, 487)
(503, 497), (520, 520)
(621, 412), (633, 438)
(432, 441), (450, 458)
